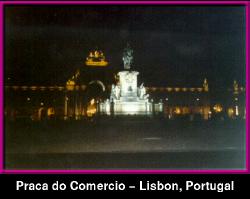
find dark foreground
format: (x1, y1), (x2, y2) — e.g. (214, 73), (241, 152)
(5, 118), (246, 169)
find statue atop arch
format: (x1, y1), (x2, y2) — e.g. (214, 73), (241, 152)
(122, 44), (133, 70)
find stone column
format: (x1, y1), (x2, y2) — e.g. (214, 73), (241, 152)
(64, 94), (68, 120)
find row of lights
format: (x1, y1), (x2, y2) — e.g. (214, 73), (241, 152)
(165, 98), (200, 101)
(147, 87), (205, 92)
(5, 86), (65, 91)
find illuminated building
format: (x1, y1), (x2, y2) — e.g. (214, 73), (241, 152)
(4, 80), (245, 120)
(4, 46), (246, 121)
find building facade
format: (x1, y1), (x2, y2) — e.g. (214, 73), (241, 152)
(4, 48), (246, 121)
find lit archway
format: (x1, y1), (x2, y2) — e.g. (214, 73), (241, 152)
(38, 107), (47, 120)
(88, 80), (106, 92)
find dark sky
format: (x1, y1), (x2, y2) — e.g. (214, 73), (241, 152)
(5, 5), (246, 88)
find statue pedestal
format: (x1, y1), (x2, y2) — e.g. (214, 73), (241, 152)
(99, 46), (163, 116)
(100, 70), (154, 115)
(112, 101), (152, 115)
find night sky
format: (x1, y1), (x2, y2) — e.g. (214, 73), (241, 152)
(5, 5), (246, 88)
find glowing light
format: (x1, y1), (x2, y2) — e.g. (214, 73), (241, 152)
(174, 88), (180, 92)
(31, 86), (37, 91)
(235, 106), (239, 116)
(21, 86), (28, 90)
(40, 86), (46, 91)
(227, 108), (234, 118)
(49, 86), (55, 91)
(85, 50), (108, 67)
(87, 99), (97, 117)
(47, 107), (55, 116)
(40, 102), (44, 106)
(90, 98), (95, 105)
(233, 80), (239, 94)
(27, 97), (30, 101)
(196, 98), (200, 101)
(58, 86), (64, 91)
(203, 78), (209, 92)
(66, 79), (75, 91)
(174, 107), (181, 114)
(120, 103), (139, 115)
(213, 104), (223, 113)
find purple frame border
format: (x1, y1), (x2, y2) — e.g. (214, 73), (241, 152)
(0, 1), (249, 174)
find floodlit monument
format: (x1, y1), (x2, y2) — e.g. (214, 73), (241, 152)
(99, 45), (163, 115)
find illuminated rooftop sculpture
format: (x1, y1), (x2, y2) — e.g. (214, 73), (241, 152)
(85, 50), (108, 67)
(66, 78), (76, 91)
(66, 69), (80, 91)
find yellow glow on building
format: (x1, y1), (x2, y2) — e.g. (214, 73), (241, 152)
(21, 86), (28, 90)
(85, 50), (108, 67)
(203, 78), (209, 92)
(227, 108), (234, 118)
(58, 86), (64, 91)
(47, 107), (55, 116)
(49, 86), (55, 91)
(75, 85), (80, 90)
(90, 98), (95, 105)
(40, 86), (46, 91)
(66, 79), (75, 91)
(81, 85), (87, 90)
(87, 99), (97, 117)
(233, 80), (239, 94)
(199, 108), (203, 114)
(174, 107), (181, 114)
(31, 86), (37, 91)
(213, 104), (223, 113)
(182, 107), (190, 114)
